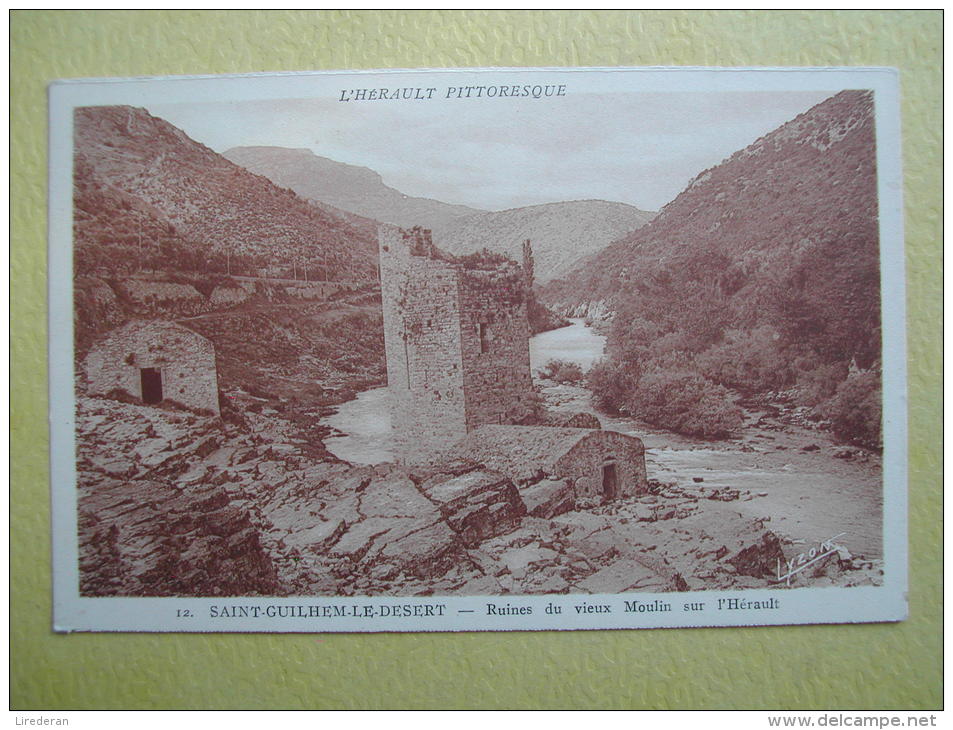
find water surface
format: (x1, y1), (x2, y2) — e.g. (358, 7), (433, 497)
(323, 318), (606, 464)
(322, 387), (392, 465)
(529, 318), (606, 373)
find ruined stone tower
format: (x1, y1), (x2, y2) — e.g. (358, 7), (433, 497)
(379, 225), (535, 465)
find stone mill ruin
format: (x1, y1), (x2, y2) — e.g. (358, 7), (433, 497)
(379, 224), (648, 504)
(83, 320), (220, 416)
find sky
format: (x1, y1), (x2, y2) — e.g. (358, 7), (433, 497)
(147, 89), (834, 213)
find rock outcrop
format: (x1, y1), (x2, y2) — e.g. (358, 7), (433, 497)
(79, 476), (280, 596)
(75, 393), (857, 598)
(417, 468), (527, 547)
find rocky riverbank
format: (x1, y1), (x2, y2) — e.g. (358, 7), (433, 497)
(539, 380), (885, 586)
(76, 375), (881, 596)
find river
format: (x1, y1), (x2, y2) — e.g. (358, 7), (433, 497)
(322, 318), (606, 465)
(321, 318), (883, 559)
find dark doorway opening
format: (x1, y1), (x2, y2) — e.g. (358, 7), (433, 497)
(140, 367), (163, 404)
(478, 323), (489, 353)
(602, 463), (618, 501)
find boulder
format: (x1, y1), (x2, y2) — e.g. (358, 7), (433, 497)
(572, 558), (671, 593)
(727, 532), (786, 578)
(521, 479), (575, 519)
(419, 469), (526, 547)
(682, 508), (786, 580)
(377, 521), (462, 579)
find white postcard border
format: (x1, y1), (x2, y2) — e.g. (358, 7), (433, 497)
(49, 66), (907, 633)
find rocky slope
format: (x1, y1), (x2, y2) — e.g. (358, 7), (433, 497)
(76, 397), (282, 596)
(432, 200), (655, 284)
(540, 91), (883, 447)
(74, 107), (378, 280)
(224, 145), (485, 231)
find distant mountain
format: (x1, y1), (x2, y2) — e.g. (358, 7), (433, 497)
(73, 107), (378, 280)
(544, 90), (881, 368)
(224, 146), (485, 231)
(431, 200), (655, 284)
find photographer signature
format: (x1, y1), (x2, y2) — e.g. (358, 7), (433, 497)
(775, 533), (848, 586)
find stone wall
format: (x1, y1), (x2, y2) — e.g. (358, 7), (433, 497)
(380, 225), (468, 463)
(457, 268), (535, 428)
(454, 425), (647, 502)
(116, 279), (210, 316)
(554, 430), (647, 501)
(209, 285), (252, 307)
(283, 281), (354, 300)
(74, 277), (126, 353)
(84, 321), (220, 415)
(380, 225), (538, 464)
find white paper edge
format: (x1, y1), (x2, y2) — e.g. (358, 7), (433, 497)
(47, 66), (907, 633)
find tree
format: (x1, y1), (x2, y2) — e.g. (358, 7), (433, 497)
(521, 239), (535, 289)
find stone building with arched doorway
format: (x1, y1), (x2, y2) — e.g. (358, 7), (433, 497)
(452, 425), (648, 502)
(83, 320), (220, 416)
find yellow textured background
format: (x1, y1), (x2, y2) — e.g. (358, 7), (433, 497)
(11, 10), (941, 710)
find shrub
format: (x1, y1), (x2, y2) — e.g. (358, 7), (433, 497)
(588, 351), (744, 439)
(545, 411), (602, 429)
(795, 360), (849, 408)
(587, 358), (638, 414)
(695, 326), (791, 392)
(537, 359), (584, 384)
(816, 370), (882, 448)
(628, 370), (744, 439)
(607, 315), (662, 363)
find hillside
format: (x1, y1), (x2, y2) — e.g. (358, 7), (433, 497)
(224, 146), (485, 231)
(73, 107), (378, 280)
(544, 90), (882, 446)
(431, 200), (655, 284)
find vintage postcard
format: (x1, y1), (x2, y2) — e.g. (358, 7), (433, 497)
(49, 67), (906, 632)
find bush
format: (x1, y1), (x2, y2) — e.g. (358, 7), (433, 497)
(607, 314), (662, 363)
(587, 358), (638, 414)
(628, 370), (745, 439)
(816, 370), (882, 448)
(545, 411), (602, 429)
(695, 326), (791, 392)
(537, 359), (584, 384)
(795, 360), (849, 408)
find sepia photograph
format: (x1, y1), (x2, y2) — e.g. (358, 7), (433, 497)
(49, 67), (906, 632)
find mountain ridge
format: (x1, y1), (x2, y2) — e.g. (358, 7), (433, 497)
(431, 199), (656, 284)
(224, 145), (657, 283)
(223, 145), (486, 231)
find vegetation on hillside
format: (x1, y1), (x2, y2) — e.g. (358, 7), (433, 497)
(544, 91), (882, 447)
(73, 106), (379, 281)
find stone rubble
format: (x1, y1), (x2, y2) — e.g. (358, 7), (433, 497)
(76, 392), (878, 597)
